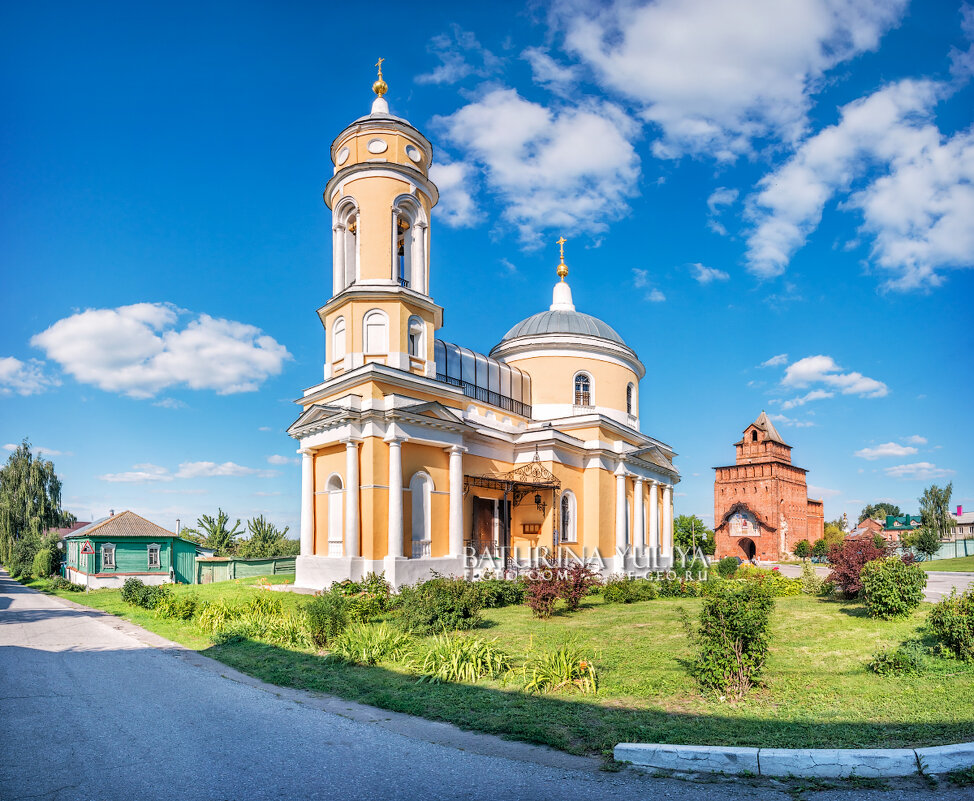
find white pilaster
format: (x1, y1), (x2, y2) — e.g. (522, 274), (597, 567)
(647, 479), (659, 553)
(332, 225), (344, 296)
(662, 483), (673, 557)
(633, 477), (645, 550)
(447, 445), (464, 557)
(387, 438), (403, 558)
(344, 440), (360, 557)
(299, 449), (314, 557)
(614, 466), (627, 560)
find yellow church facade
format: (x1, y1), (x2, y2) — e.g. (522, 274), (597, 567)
(288, 68), (679, 588)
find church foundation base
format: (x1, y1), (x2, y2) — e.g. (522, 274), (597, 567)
(295, 554), (466, 590)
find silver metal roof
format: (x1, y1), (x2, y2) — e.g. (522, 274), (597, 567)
(500, 309), (625, 345)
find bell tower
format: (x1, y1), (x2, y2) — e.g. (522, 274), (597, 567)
(318, 61), (443, 381)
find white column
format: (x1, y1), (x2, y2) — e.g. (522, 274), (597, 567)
(662, 483), (673, 556)
(648, 479), (659, 553)
(447, 445), (464, 557)
(387, 438), (403, 559)
(332, 225), (344, 295)
(413, 222), (428, 294)
(614, 467), (627, 558)
(299, 449), (314, 557)
(633, 478), (645, 550)
(344, 440), (360, 557)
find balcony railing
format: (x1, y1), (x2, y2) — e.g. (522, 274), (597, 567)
(435, 373), (532, 418)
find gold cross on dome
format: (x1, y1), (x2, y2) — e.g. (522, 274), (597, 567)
(557, 236), (566, 260)
(556, 236), (568, 280)
(375, 57), (385, 77)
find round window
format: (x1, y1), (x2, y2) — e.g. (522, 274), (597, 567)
(405, 144), (422, 164)
(336, 146), (349, 166)
(367, 138), (388, 154)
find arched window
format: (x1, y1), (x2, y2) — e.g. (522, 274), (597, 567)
(326, 474), (344, 557)
(332, 317), (346, 362)
(409, 471), (433, 558)
(408, 316), (425, 358)
(751, 430), (758, 442)
(333, 199), (359, 294)
(363, 310), (388, 355)
(392, 195), (427, 294)
(626, 383), (634, 415)
(574, 372), (592, 406)
(560, 491), (577, 543)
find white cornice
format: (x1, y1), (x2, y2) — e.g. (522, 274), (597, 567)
(325, 163), (439, 208)
(317, 287), (444, 328)
(491, 335), (645, 379)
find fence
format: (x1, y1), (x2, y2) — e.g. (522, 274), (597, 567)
(930, 538), (974, 561)
(195, 556), (296, 584)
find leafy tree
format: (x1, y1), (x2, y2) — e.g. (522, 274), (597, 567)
(858, 502), (902, 524)
(827, 538), (888, 597)
(0, 440), (75, 569)
(823, 523), (845, 548)
(793, 539), (811, 560)
(812, 538), (829, 560)
(872, 534), (887, 551)
(919, 483), (953, 542)
(674, 514), (716, 556)
(237, 515), (298, 558)
(186, 509), (242, 556)
(912, 526), (941, 561)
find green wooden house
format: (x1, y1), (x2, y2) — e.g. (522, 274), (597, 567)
(64, 511), (200, 587)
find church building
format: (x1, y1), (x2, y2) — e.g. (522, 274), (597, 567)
(287, 65), (680, 588)
(713, 412), (824, 562)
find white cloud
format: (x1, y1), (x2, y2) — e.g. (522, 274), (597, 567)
(153, 398), (186, 409)
(429, 160), (480, 228)
(884, 461), (956, 480)
(706, 187), (738, 234)
(745, 79), (974, 290)
(782, 354), (888, 397)
(647, 288), (666, 302)
(416, 25), (501, 85)
(523, 47), (581, 95)
(2, 443), (67, 457)
(808, 484), (841, 498)
(560, 0), (906, 159)
(855, 442), (918, 460)
(632, 268), (665, 301)
(435, 88), (640, 245)
(903, 434), (927, 445)
(99, 464), (173, 483)
(258, 426), (273, 432)
(31, 303), (291, 399)
(266, 454), (298, 466)
(760, 353), (789, 368)
(0, 356), (59, 396)
(690, 262), (729, 284)
(769, 413), (815, 428)
(175, 461), (277, 479)
(781, 389), (834, 409)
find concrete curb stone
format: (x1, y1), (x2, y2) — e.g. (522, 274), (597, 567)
(615, 742), (974, 779)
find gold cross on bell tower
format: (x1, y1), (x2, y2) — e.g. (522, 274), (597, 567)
(373, 57), (388, 97)
(556, 236), (568, 281)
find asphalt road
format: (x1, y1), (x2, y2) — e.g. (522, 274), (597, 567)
(0, 571), (967, 801)
(772, 563), (974, 601)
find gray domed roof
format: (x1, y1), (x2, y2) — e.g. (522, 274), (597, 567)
(501, 309), (625, 345)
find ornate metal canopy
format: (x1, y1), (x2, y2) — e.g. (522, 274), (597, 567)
(464, 449), (560, 507)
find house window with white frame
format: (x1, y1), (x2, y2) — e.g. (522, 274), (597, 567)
(102, 543), (116, 570)
(147, 543), (161, 568)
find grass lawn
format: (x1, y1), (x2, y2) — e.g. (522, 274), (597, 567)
(921, 555), (974, 573)
(25, 575), (974, 756)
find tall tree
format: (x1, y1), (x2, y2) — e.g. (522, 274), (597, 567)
(919, 483), (953, 542)
(237, 515), (296, 559)
(673, 514), (716, 556)
(185, 509), (242, 556)
(0, 440), (74, 565)
(858, 502), (902, 523)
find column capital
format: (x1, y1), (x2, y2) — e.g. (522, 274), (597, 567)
(634, 476), (645, 486)
(384, 435), (405, 445)
(343, 438), (362, 448)
(445, 444), (467, 454)
(298, 448), (314, 457)
(614, 463), (628, 477)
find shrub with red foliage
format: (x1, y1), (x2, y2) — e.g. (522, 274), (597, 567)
(524, 573), (562, 619)
(827, 538), (889, 597)
(558, 564), (602, 611)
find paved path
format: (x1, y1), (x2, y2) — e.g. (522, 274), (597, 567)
(0, 572), (964, 801)
(772, 563), (974, 602)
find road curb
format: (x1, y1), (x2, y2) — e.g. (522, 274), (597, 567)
(614, 742), (974, 778)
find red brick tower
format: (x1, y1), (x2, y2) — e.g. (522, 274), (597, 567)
(713, 411), (824, 562)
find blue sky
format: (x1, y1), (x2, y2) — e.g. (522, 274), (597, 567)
(2, 0), (972, 535)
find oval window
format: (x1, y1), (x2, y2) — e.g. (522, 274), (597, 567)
(336, 146), (350, 165)
(367, 138), (388, 154)
(405, 144), (422, 163)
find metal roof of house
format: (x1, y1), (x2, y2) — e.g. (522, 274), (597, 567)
(500, 309), (625, 344)
(65, 510), (177, 540)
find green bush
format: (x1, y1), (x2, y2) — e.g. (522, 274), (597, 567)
(793, 540), (811, 560)
(715, 557), (740, 579)
(684, 580), (775, 699)
(48, 574), (84, 592)
(305, 592), (349, 647)
(155, 593), (198, 620)
(396, 577), (483, 634)
(929, 589), (974, 661)
(120, 577), (172, 609)
(658, 577), (703, 597)
(475, 577), (526, 608)
(8, 537), (40, 578)
(800, 561), (823, 595)
(602, 576), (659, 604)
(330, 623), (412, 665)
(523, 643), (598, 694)
(196, 598), (241, 633)
(868, 642), (927, 676)
(330, 578), (364, 596)
(361, 571), (391, 600)
(345, 593), (384, 623)
(411, 634), (511, 683)
(32, 548), (55, 578)
(860, 557), (927, 619)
